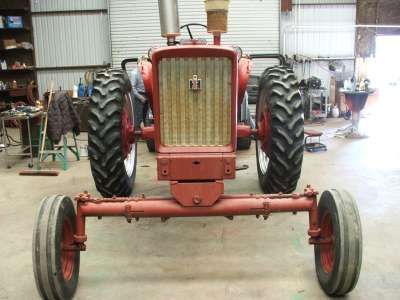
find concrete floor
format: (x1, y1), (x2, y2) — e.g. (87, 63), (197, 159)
(0, 89), (399, 299)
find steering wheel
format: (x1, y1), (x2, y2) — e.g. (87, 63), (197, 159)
(180, 23), (208, 40)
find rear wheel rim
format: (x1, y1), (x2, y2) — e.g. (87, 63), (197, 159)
(256, 99), (271, 175)
(320, 211), (335, 273)
(121, 93), (136, 177)
(256, 140), (269, 174)
(61, 218), (74, 281)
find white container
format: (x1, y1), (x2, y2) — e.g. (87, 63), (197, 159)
(0, 59), (7, 70)
(72, 85), (78, 98)
(332, 105), (339, 118)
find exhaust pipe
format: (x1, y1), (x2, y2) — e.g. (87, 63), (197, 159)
(158, 0), (180, 45)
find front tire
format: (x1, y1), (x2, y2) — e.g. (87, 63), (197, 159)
(314, 190), (363, 296)
(32, 195), (80, 300)
(89, 69), (137, 197)
(256, 66), (304, 193)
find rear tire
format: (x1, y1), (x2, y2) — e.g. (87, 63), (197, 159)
(237, 136), (251, 150)
(32, 195), (80, 300)
(144, 109), (155, 152)
(256, 66), (304, 193)
(146, 139), (156, 152)
(88, 69), (137, 197)
(314, 189), (362, 296)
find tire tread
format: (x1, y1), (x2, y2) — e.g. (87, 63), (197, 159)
(256, 66), (304, 193)
(88, 69), (135, 197)
(315, 189), (362, 296)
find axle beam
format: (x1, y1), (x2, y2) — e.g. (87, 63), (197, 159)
(78, 193), (314, 218)
(73, 187), (320, 250)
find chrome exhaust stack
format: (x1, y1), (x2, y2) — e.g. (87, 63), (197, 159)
(158, 0), (180, 45)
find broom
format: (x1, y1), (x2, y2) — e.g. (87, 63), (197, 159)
(20, 83), (59, 176)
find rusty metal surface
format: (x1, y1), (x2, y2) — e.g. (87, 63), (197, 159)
(170, 180), (224, 206)
(76, 191), (316, 218)
(156, 153), (235, 180)
(158, 56), (232, 147)
(72, 187), (320, 250)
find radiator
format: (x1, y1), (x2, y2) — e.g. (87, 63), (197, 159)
(158, 57), (232, 147)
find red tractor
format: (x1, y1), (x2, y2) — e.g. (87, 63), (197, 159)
(32, 1), (362, 299)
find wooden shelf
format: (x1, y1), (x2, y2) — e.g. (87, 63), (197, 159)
(0, 8), (29, 14)
(0, 28), (31, 33)
(0, 68), (35, 74)
(0, 0), (38, 102)
(0, 48), (33, 54)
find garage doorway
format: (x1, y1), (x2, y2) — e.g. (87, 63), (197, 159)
(362, 35), (400, 151)
(374, 35), (400, 88)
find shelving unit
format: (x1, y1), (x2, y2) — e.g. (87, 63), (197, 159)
(0, 48), (33, 53)
(0, 0), (38, 107)
(0, 27), (31, 32)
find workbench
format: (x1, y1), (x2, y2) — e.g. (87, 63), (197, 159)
(0, 110), (43, 168)
(335, 89), (374, 138)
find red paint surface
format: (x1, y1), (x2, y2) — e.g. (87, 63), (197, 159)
(140, 59), (153, 108)
(170, 180), (224, 206)
(238, 58), (252, 105)
(72, 189), (321, 250)
(77, 193), (316, 217)
(157, 153), (235, 181)
(121, 104), (135, 158)
(61, 219), (74, 280)
(320, 211), (335, 273)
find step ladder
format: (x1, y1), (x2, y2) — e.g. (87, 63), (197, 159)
(36, 113), (80, 171)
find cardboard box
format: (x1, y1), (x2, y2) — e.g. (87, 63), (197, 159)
(0, 16), (5, 28)
(3, 39), (17, 50)
(6, 16), (23, 29)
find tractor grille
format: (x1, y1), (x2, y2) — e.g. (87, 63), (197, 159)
(158, 57), (232, 147)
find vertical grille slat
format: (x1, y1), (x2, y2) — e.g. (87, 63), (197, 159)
(222, 58), (231, 145)
(158, 57), (231, 147)
(205, 58), (212, 144)
(214, 58), (220, 145)
(178, 58), (185, 146)
(171, 58), (178, 145)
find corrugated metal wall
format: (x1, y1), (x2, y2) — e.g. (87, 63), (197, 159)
(292, 0), (355, 4)
(109, 0), (280, 75)
(281, 4), (356, 87)
(34, 70), (90, 92)
(30, 0), (111, 96)
(282, 4), (355, 57)
(33, 13), (109, 67)
(31, 0), (107, 12)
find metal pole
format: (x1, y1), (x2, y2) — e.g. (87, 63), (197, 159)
(27, 116), (33, 167)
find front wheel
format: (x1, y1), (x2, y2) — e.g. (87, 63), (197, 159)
(314, 189), (362, 296)
(32, 195), (80, 300)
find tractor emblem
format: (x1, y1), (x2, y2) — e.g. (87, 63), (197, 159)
(189, 74), (202, 90)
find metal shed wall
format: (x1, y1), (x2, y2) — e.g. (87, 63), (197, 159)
(31, 0), (107, 12)
(292, 0), (355, 4)
(109, 0), (280, 75)
(281, 4), (356, 87)
(30, 0), (110, 96)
